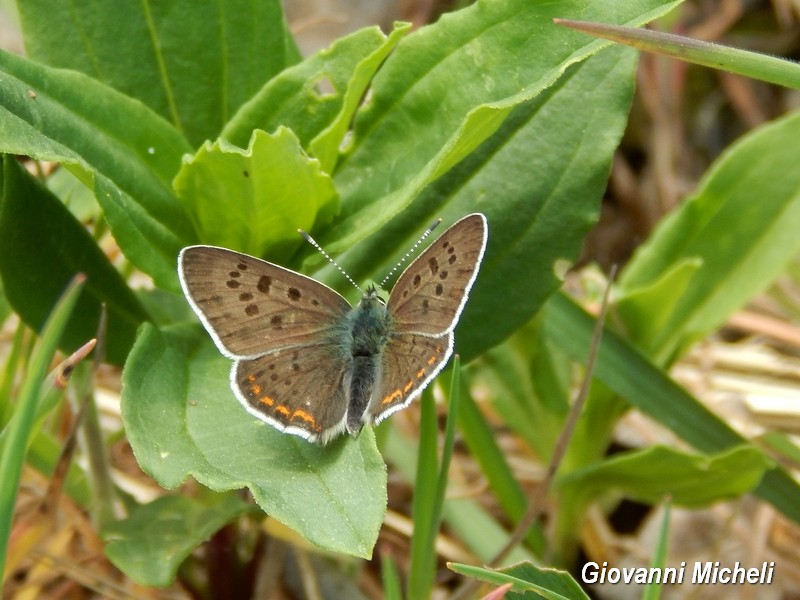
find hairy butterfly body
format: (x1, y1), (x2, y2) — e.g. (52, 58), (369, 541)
(178, 213), (487, 444)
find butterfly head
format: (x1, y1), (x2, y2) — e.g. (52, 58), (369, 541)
(360, 284), (386, 308)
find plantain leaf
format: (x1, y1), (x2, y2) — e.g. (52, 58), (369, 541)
(103, 494), (255, 587)
(18, 0), (301, 147)
(174, 128), (338, 262)
(0, 49), (194, 291)
(0, 157), (149, 365)
(558, 445), (772, 508)
(619, 110), (800, 364)
(121, 324), (387, 559)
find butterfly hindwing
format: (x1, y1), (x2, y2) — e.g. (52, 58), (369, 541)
(368, 332), (453, 424)
(233, 343), (350, 443)
(179, 246), (351, 359)
(387, 213), (487, 337)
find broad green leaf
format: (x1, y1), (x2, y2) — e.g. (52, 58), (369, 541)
(305, 0), (686, 362)
(615, 258), (701, 353)
(328, 0), (684, 251)
(121, 324), (231, 485)
(448, 562), (590, 600)
(136, 287), (195, 327)
(544, 291), (800, 524)
(309, 23), (411, 173)
(555, 19), (800, 90)
(0, 157), (149, 365)
(103, 494), (253, 587)
(121, 325), (387, 558)
(558, 445), (772, 508)
(174, 128), (338, 262)
(619, 110), (800, 364)
(0, 278), (9, 327)
(224, 23), (410, 170)
(0, 49), (194, 291)
(47, 166), (99, 223)
(332, 42), (643, 361)
(18, 0), (300, 147)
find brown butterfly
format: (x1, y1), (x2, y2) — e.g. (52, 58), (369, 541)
(178, 213), (487, 444)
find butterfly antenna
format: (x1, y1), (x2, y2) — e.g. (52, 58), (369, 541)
(298, 229), (365, 295)
(378, 218), (443, 289)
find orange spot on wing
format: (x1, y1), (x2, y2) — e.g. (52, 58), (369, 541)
(258, 395), (274, 406)
(416, 368), (425, 379)
(250, 383), (262, 395)
(291, 408), (316, 425)
(382, 389), (403, 405)
(275, 405), (290, 416)
(426, 354), (437, 365)
(403, 380), (414, 393)
(246, 374), (256, 382)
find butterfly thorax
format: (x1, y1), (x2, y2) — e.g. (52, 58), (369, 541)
(343, 286), (389, 356)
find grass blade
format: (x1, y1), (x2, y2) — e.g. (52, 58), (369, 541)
(408, 361), (463, 599)
(0, 274), (86, 586)
(554, 19), (800, 89)
(643, 500), (671, 600)
(407, 386), (441, 599)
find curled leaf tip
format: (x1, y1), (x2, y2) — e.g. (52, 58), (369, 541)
(53, 338), (97, 388)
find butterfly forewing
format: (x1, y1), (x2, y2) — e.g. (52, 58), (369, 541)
(233, 344), (349, 443)
(179, 246), (351, 359)
(387, 213), (487, 337)
(368, 332), (453, 423)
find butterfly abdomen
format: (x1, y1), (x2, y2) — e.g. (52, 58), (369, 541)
(345, 356), (381, 435)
